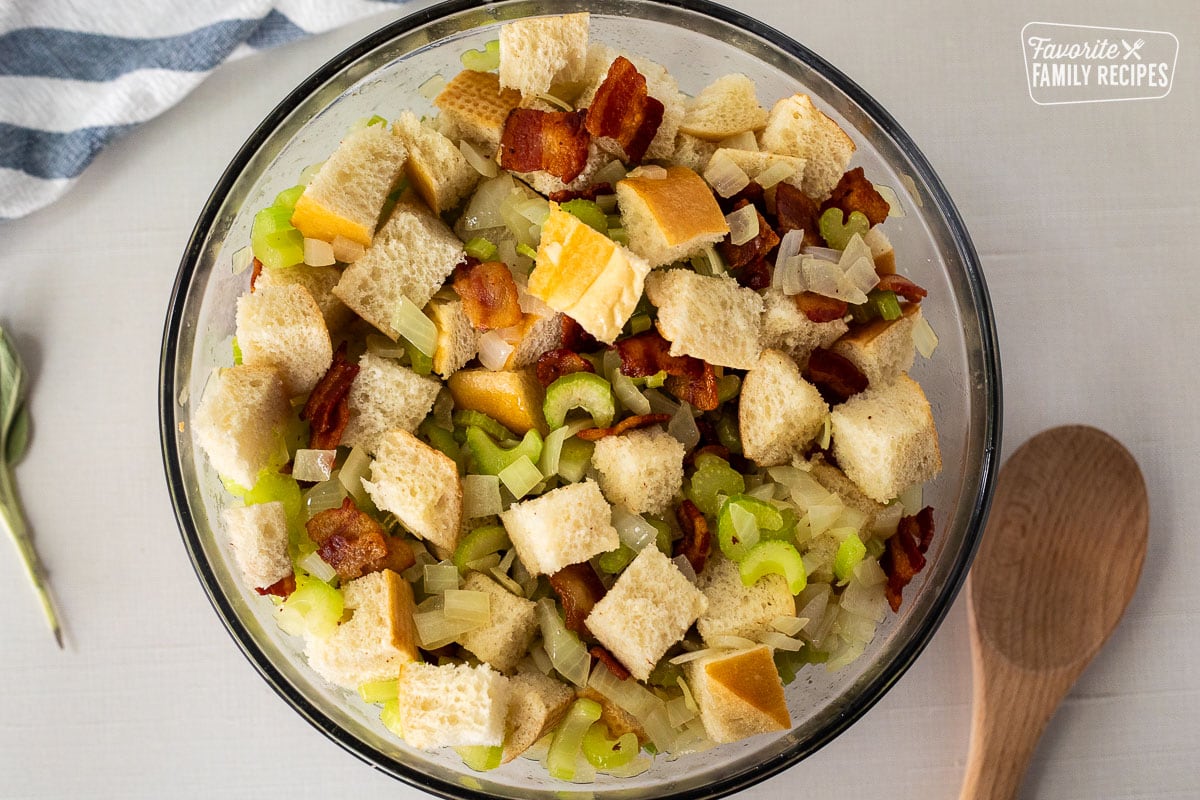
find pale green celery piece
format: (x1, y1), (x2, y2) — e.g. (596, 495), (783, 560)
(547, 698), (603, 781)
(357, 679), (399, 704)
(461, 39), (501, 72)
(456, 745), (503, 772)
(380, 699), (404, 737)
(833, 533), (867, 583)
(582, 722), (638, 769)
(0, 326), (62, 646)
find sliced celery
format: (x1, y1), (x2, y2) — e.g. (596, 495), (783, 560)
(556, 438), (594, 483)
(461, 39), (500, 72)
(456, 745), (503, 772)
(715, 411), (742, 455)
(277, 573), (344, 639)
(818, 208), (870, 250)
(242, 470), (303, 528)
(380, 699), (404, 737)
(251, 205), (304, 269)
(419, 418), (462, 465)
(403, 338), (433, 375)
(453, 525), (511, 572)
(231, 336), (243, 365)
(718, 501), (761, 561)
(739, 540), (807, 594)
(649, 518), (673, 555)
(628, 314), (652, 335)
(357, 679), (399, 705)
(498, 454), (545, 499)
(548, 698), (603, 781)
(543, 372), (616, 429)
(632, 369), (667, 389)
(465, 426), (544, 476)
(365, 114), (388, 128)
(561, 199), (608, 234)
(516, 242), (539, 260)
(582, 722), (638, 770)
(273, 184), (305, 210)
(453, 410), (514, 442)
(463, 236), (499, 261)
(833, 533), (867, 583)
(597, 544), (635, 574)
(716, 374), (741, 403)
(685, 455), (746, 517)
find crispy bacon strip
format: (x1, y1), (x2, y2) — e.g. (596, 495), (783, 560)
(719, 181), (766, 214)
(614, 331), (720, 411)
(876, 273), (928, 303)
(307, 497), (415, 582)
(590, 646), (632, 681)
(882, 506), (935, 611)
(535, 347), (596, 387)
(576, 413), (671, 441)
(453, 260), (524, 330)
(822, 167), (890, 227)
(719, 200), (781, 270)
(794, 292), (849, 324)
(733, 256), (773, 291)
(255, 573), (296, 598)
(774, 182), (823, 248)
(301, 342), (359, 450)
(249, 257), (263, 292)
(664, 368), (719, 413)
(548, 562), (607, 635)
(561, 315), (599, 353)
(584, 56), (664, 163)
(806, 347), (869, 403)
(548, 182), (613, 204)
(675, 499), (711, 575)
(499, 108), (591, 183)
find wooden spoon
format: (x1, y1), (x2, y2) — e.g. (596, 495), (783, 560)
(960, 425), (1148, 800)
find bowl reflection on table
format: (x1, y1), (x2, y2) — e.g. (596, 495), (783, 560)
(159, 1), (1001, 797)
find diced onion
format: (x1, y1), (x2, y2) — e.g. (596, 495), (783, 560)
(595, 194), (618, 213)
(899, 484), (924, 515)
(770, 615), (806, 636)
(477, 329), (515, 371)
(612, 507), (658, 552)
(424, 562), (461, 594)
(703, 245), (726, 276)
(459, 139), (499, 178)
(768, 465), (832, 507)
(702, 151), (750, 198)
(462, 474), (502, 518)
(330, 235), (365, 263)
(775, 229), (805, 271)
(834, 607), (879, 645)
(537, 599), (591, 687)
(530, 642), (553, 675)
(797, 584), (832, 636)
(365, 333), (407, 359)
(912, 314), (939, 358)
(462, 173), (516, 231)
(498, 455), (544, 499)
(844, 254), (881, 295)
(414, 606), (480, 649)
(534, 92), (573, 111)
(818, 414), (832, 450)
(593, 160), (629, 187)
(489, 566), (525, 596)
(758, 631), (805, 651)
(755, 160), (797, 188)
(707, 634), (758, 651)
(539, 419), (592, 479)
(626, 165), (667, 180)
(517, 196), (551, 226)
(725, 204), (760, 246)
(801, 257), (844, 298)
(676, 676), (699, 713)
(466, 553), (502, 573)
(338, 446), (373, 507)
(668, 401), (701, 452)
(231, 245), (254, 275)
(304, 477), (347, 518)
(293, 449), (336, 483)
(299, 161), (324, 185)
(418, 73), (446, 100)
(826, 639), (867, 671)
(393, 297), (437, 357)
(643, 387), (680, 417)
(303, 237), (336, 267)
(873, 183), (906, 217)
(297, 550), (337, 583)
(672, 555), (697, 583)
(717, 131), (758, 151)
(587, 664), (675, 753)
(870, 502), (904, 538)
(668, 647), (718, 665)
(807, 502), (844, 538)
(776, 255), (804, 296)
(840, 575), (888, 622)
(801, 245), (843, 261)
(606, 349), (651, 415)
(443, 589), (491, 625)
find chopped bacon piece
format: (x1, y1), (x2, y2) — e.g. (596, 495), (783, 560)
(584, 56), (664, 163)
(774, 182), (824, 248)
(256, 573), (296, 598)
(876, 273), (928, 303)
(822, 167), (890, 227)
(249, 257), (263, 292)
(719, 181), (766, 215)
(301, 342), (360, 450)
(576, 413), (671, 441)
(306, 497), (416, 582)
(561, 315), (600, 353)
(590, 645), (632, 681)
(719, 199), (780, 270)
(806, 347), (869, 404)
(548, 182), (613, 204)
(732, 256), (773, 291)
(882, 506), (935, 611)
(500, 108), (591, 183)
(614, 331), (720, 411)
(794, 291), (849, 324)
(453, 260), (524, 330)
(548, 562), (607, 635)
(675, 499), (711, 575)
(535, 348), (596, 387)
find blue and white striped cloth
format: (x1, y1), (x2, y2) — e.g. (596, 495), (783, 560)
(0, 0), (415, 220)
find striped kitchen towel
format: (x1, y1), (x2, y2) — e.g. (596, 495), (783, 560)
(0, 0), (415, 220)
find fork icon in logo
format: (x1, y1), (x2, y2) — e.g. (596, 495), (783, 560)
(1121, 38), (1145, 60)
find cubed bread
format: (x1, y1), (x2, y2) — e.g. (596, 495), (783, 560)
(502, 669), (574, 762)
(255, 264), (355, 333)
(434, 69), (522, 150)
(830, 373), (941, 503)
(679, 73), (768, 141)
(759, 93), (855, 201)
(306, 570), (419, 689)
(685, 645), (791, 743)
(393, 111), (479, 214)
(498, 12), (590, 98)
(644, 269), (763, 370)
(332, 203), (466, 340)
(505, 311), (564, 369)
(830, 304), (920, 388)
(446, 368), (547, 435)
(363, 430), (463, 552)
(397, 661), (510, 749)
(804, 453), (885, 529)
(528, 203), (651, 343)
(235, 284), (332, 397)
(616, 166), (729, 268)
(222, 502), (292, 590)
(711, 148), (806, 191)
(193, 364), (291, 488)
(668, 132), (718, 173)
(590, 427), (684, 515)
(585, 547), (708, 681)
(290, 124), (408, 246)
(739, 349), (828, 467)
(759, 287), (848, 368)
(500, 479), (619, 576)
(341, 352), (441, 453)
(696, 553), (794, 646)
(457, 572), (538, 673)
(427, 297), (478, 378)
(576, 46), (685, 160)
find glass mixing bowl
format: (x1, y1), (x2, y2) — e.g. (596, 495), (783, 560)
(160, 1), (1001, 797)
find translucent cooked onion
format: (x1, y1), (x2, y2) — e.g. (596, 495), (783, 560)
(593, 160), (629, 187)
(293, 449), (336, 483)
(365, 333), (407, 360)
(424, 562), (461, 594)
(537, 599), (591, 687)
(899, 483), (924, 515)
(725, 204), (760, 246)
(231, 245), (254, 275)
(708, 634), (758, 651)
(703, 151), (751, 198)
(612, 507), (658, 552)
(338, 446), (372, 507)
(627, 165), (667, 180)
(462, 173), (516, 231)
(534, 92), (573, 111)
(870, 502), (904, 539)
(755, 160), (797, 188)
(873, 183), (906, 217)
(498, 454), (544, 499)
(489, 567), (525, 597)
(304, 476), (347, 518)
(393, 297), (437, 357)
(775, 229), (805, 270)
(462, 474), (502, 518)
(807, 502), (844, 538)
(303, 237), (336, 267)
(672, 555), (697, 583)
(776, 255), (804, 296)
(840, 575), (888, 622)
(801, 257), (844, 298)
(668, 401), (701, 451)
(443, 589), (491, 625)
(770, 615), (806, 636)
(297, 550), (337, 583)
(459, 139), (499, 178)
(587, 664), (675, 753)
(759, 631), (804, 651)
(912, 314), (939, 358)
(844, 253), (881, 295)
(801, 245), (843, 261)
(517, 196), (551, 226)
(717, 130), (758, 151)
(418, 73), (446, 100)
(643, 387), (680, 417)
(477, 330), (515, 371)
(539, 419), (591, 478)
(668, 648), (719, 665)
(797, 583), (832, 636)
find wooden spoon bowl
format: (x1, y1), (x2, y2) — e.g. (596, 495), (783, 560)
(961, 425), (1148, 800)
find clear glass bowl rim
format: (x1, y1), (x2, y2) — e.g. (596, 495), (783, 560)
(158, 1), (1002, 797)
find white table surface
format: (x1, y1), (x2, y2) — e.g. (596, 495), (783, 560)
(2, 1), (1197, 797)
